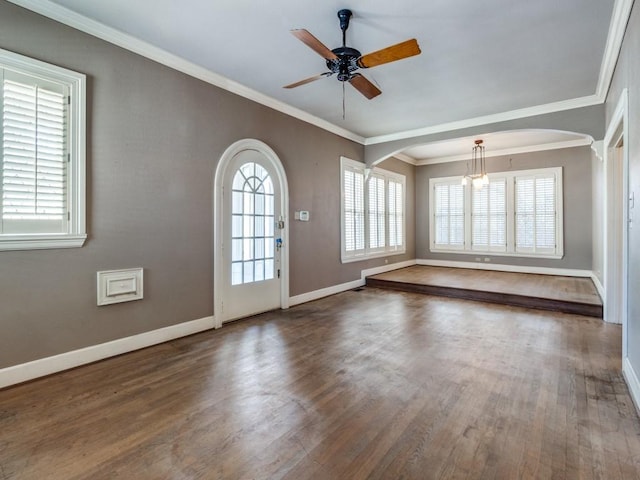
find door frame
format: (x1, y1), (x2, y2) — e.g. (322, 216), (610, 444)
(603, 88), (628, 356)
(213, 139), (289, 328)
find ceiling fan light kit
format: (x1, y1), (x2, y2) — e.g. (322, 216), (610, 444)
(285, 9), (421, 100)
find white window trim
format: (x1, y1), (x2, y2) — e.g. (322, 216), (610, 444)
(0, 48), (86, 251)
(429, 167), (563, 259)
(386, 176), (405, 254)
(429, 176), (466, 252)
(340, 157), (406, 263)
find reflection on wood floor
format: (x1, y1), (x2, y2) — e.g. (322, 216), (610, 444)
(367, 265), (603, 318)
(0, 288), (637, 479)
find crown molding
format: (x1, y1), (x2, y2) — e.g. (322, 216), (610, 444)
(414, 137), (593, 166)
(390, 152), (417, 165)
(7, 0), (366, 145)
(596, 0), (635, 99)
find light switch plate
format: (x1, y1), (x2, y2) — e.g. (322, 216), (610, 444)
(97, 268), (144, 306)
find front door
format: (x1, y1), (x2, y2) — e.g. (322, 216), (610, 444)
(221, 149), (282, 322)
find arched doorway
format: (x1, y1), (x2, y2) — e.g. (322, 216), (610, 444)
(213, 139), (289, 327)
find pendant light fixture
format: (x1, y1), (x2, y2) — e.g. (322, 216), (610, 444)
(461, 139), (489, 189)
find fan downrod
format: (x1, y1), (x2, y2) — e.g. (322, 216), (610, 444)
(337, 9), (353, 36)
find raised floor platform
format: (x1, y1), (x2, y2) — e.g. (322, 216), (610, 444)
(366, 265), (603, 318)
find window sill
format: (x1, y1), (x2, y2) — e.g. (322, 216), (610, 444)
(429, 247), (563, 260)
(0, 234), (87, 252)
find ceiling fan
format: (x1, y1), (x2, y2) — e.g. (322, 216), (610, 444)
(284, 9), (421, 100)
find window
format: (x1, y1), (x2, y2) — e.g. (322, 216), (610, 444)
(0, 49), (86, 251)
(368, 174), (385, 251)
(472, 178), (506, 252)
(388, 179), (403, 249)
(429, 167), (563, 258)
(515, 174), (557, 255)
(341, 157), (406, 262)
(433, 180), (465, 250)
(230, 162), (275, 285)
(343, 162), (365, 253)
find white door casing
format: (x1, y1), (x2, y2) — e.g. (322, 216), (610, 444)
(603, 88), (628, 357)
(214, 139), (289, 327)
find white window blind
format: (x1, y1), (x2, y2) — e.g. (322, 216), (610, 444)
(343, 166), (365, 253)
(433, 182), (464, 249)
(472, 179), (506, 251)
(515, 175), (556, 254)
(340, 157), (406, 262)
(2, 74), (67, 234)
(368, 175), (385, 250)
(388, 179), (403, 248)
(0, 48), (86, 251)
(429, 167), (562, 258)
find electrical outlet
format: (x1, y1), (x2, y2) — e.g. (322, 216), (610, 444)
(484, 257), (491, 262)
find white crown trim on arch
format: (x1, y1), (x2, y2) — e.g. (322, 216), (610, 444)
(213, 139), (290, 328)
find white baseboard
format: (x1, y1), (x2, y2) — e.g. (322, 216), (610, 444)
(289, 279), (364, 306)
(0, 315), (215, 390)
(289, 259), (416, 307)
(416, 259), (593, 277)
(360, 259), (416, 279)
(623, 357), (640, 416)
(591, 273), (605, 300)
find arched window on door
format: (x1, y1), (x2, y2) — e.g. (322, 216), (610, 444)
(231, 162), (275, 285)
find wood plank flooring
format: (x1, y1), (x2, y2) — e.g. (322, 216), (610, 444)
(367, 266), (603, 318)
(1, 288), (638, 479)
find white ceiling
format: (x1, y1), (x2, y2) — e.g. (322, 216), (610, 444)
(20, 0), (616, 141)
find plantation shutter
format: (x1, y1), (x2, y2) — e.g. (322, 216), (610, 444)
(515, 174), (557, 254)
(2, 70), (68, 234)
(343, 166), (365, 253)
(368, 175), (385, 250)
(388, 179), (403, 248)
(433, 182), (464, 249)
(535, 177), (556, 250)
(472, 179), (506, 251)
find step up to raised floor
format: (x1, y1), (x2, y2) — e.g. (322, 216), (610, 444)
(366, 266), (603, 318)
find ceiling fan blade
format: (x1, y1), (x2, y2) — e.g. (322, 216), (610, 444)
(357, 39), (421, 69)
(348, 73), (382, 100)
(284, 72), (333, 89)
(291, 29), (338, 60)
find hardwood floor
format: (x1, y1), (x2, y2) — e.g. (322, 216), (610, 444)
(367, 266), (603, 318)
(1, 288), (638, 479)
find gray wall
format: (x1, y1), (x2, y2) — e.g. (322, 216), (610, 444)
(0, 2), (415, 368)
(606, 2), (640, 383)
(415, 146), (593, 270)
